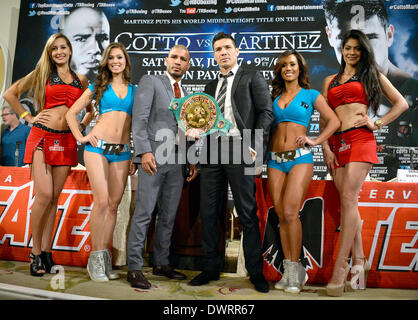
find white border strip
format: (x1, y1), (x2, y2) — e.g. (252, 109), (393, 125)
(0, 283), (107, 300)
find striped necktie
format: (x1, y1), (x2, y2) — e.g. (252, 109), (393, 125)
(216, 71), (233, 114)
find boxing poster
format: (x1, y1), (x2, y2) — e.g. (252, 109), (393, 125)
(11, 0), (418, 181)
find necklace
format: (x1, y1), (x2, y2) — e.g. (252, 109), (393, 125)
(342, 68), (357, 77)
(339, 70), (356, 84)
(57, 71), (73, 84)
(342, 72), (355, 78)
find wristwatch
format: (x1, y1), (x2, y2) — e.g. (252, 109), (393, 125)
(374, 119), (383, 129)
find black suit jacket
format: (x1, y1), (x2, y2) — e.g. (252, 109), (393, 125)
(204, 67), (274, 163)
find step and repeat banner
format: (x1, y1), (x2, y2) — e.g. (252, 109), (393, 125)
(0, 167), (92, 267)
(11, 0), (418, 181)
(256, 179), (418, 289)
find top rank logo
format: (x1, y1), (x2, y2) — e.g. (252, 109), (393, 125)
(262, 197), (324, 273)
(0, 172), (93, 253)
(261, 182), (418, 284)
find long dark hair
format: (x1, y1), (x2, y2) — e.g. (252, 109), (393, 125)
(271, 50), (311, 100)
(339, 29), (382, 115)
(93, 42), (132, 115)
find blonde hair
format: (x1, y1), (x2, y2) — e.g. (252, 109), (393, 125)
(15, 33), (72, 112)
(92, 42), (132, 115)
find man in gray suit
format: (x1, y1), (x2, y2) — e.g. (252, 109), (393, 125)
(127, 45), (197, 289)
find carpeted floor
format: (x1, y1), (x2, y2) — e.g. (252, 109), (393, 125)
(0, 260), (417, 300)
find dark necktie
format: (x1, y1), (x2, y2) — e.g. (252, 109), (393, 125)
(173, 82), (181, 98)
(216, 71), (233, 114)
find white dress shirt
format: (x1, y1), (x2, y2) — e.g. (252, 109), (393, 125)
(166, 71), (185, 97)
(215, 64), (241, 137)
(215, 65), (257, 159)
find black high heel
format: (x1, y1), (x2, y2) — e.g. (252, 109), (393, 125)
(29, 252), (45, 277)
(41, 251), (55, 273)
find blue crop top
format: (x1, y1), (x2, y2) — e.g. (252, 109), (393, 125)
(88, 83), (137, 116)
(272, 88), (320, 128)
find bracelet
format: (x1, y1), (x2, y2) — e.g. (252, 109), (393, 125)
(20, 111), (29, 119)
(374, 119), (383, 129)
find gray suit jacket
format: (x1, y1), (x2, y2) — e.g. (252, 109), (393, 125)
(132, 73), (189, 164)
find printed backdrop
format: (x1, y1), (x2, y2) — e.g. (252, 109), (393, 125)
(0, 167), (92, 267)
(11, 0), (418, 180)
(1, 167), (417, 288)
(256, 178), (418, 289)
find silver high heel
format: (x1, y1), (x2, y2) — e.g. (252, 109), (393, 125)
(87, 250), (109, 282)
(104, 249), (120, 280)
(274, 259), (290, 290)
(284, 261), (308, 294)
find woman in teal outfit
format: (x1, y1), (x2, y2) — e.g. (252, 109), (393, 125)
(66, 42), (136, 282)
(268, 50), (340, 293)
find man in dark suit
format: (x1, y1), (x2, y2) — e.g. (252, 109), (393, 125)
(127, 45), (197, 289)
(189, 32), (274, 292)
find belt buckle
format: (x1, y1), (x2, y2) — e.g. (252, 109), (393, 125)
(275, 156), (284, 163)
(103, 143), (124, 155)
(274, 150), (296, 163)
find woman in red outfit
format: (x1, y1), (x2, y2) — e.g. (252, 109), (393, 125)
(3, 33), (91, 276)
(321, 29), (408, 296)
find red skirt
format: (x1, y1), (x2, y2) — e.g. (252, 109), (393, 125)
(24, 124), (78, 166)
(329, 126), (379, 169)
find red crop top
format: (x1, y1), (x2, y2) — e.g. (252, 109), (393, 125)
(327, 73), (369, 110)
(43, 70), (84, 109)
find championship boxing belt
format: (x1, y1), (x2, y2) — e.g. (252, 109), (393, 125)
(169, 93), (231, 137)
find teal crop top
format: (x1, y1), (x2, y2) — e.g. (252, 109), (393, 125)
(272, 88), (320, 128)
(88, 83), (137, 116)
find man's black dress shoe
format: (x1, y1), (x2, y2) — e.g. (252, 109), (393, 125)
(127, 270), (151, 289)
(152, 265), (187, 280)
(189, 271), (220, 286)
(250, 273), (269, 293)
